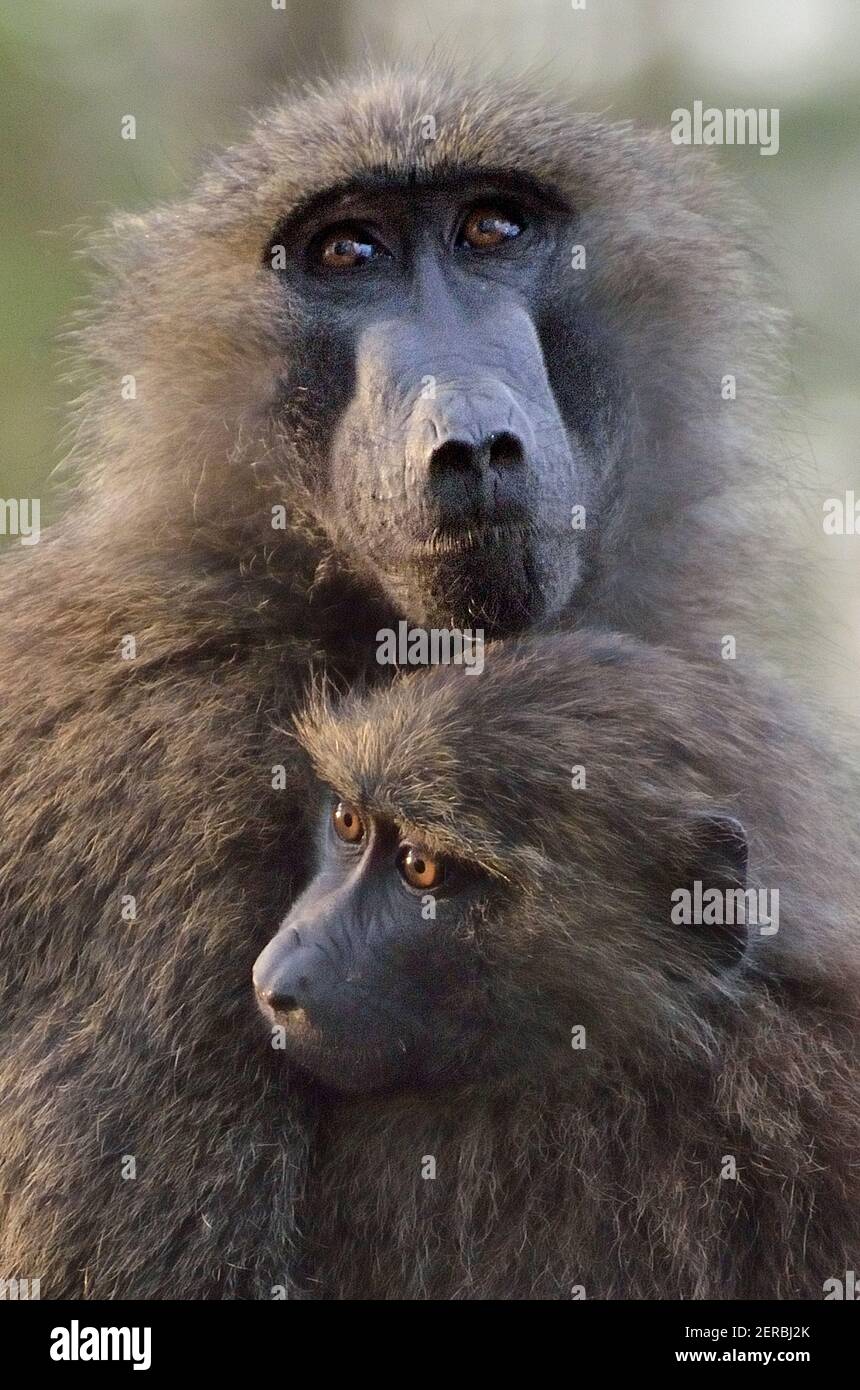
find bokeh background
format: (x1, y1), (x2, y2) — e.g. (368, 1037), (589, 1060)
(2, 0), (858, 709)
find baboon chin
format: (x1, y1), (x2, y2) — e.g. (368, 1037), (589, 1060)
(257, 632), (860, 1300)
(378, 532), (559, 640)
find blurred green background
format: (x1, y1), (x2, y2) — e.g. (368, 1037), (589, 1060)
(1, 0), (858, 707)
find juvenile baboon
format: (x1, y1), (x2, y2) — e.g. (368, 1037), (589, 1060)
(262, 632), (860, 1300)
(0, 68), (795, 1297)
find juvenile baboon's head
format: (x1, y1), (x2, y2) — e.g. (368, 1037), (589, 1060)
(254, 634), (753, 1094)
(78, 69), (776, 640)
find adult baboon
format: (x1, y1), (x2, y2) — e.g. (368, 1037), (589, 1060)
(0, 68), (790, 1297)
(260, 632), (860, 1300)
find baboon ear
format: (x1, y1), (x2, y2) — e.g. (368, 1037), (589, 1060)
(673, 814), (749, 968)
(695, 814), (748, 890)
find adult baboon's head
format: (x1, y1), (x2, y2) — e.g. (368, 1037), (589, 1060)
(77, 69), (777, 641)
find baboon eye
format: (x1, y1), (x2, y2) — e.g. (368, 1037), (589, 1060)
(315, 225), (384, 270)
(332, 801), (366, 844)
(458, 204), (525, 251)
(397, 844), (445, 890)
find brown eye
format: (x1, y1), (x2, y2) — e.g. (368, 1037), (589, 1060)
(397, 844), (445, 891)
(317, 226), (380, 270)
(332, 801), (365, 844)
(459, 205), (524, 251)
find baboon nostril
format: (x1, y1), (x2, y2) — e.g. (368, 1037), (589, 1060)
(266, 990), (299, 1014)
(429, 432), (525, 477)
(487, 431), (524, 469)
(429, 439), (477, 474)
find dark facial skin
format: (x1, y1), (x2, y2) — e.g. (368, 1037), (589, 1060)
(253, 802), (496, 1093)
(267, 175), (608, 636)
(253, 795), (749, 1097)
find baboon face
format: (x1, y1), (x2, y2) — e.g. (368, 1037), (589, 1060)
(102, 74), (759, 640)
(265, 177), (586, 635)
(253, 799), (749, 1096)
(255, 637), (753, 1096)
(253, 800), (503, 1093)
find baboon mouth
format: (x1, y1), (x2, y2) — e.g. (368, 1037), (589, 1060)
(268, 1004), (311, 1031)
(260, 997), (416, 1092)
(415, 520), (532, 557)
(404, 526), (546, 637)
(280, 1036), (416, 1096)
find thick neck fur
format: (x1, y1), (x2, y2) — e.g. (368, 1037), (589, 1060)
(306, 982), (860, 1300)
